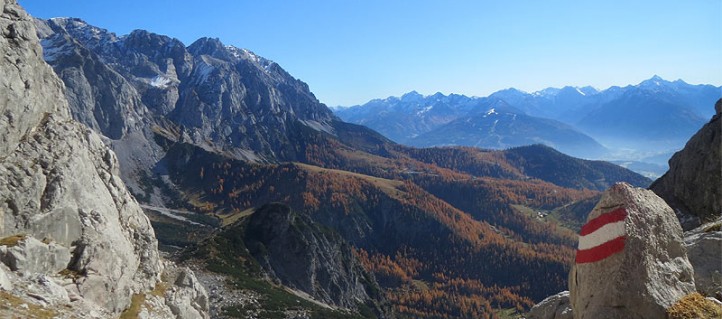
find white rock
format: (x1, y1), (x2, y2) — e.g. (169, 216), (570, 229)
(26, 274), (70, 305)
(527, 291), (573, 319)
(569, 183), (695, 319)
(0, 263), (13, 290)
(0, 236), (71, 274)
(165, 266), (210, 319)
(685, 219), (722, 298)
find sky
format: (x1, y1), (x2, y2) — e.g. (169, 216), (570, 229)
(19, 0), (722, 106)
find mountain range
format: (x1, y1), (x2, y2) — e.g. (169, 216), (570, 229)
(4, 13), (667, 319)
(335, 76), (720, 177)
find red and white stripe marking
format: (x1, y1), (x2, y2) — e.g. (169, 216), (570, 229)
(575, 208), (627, 264)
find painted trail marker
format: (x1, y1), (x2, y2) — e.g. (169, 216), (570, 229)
(569, 183), (696, 319)
(575, 207), (627, 264)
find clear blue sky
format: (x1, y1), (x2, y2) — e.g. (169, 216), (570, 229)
(19, 0), (722, 106)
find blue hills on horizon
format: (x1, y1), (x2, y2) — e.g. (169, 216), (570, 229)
(334, 76), (721, 178)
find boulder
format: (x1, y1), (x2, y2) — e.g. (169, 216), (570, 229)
(0, 235), (70, 274)
(684, 219), (722, 299)
(569, 183), (695, 319)
(25, 274), (70, 306)
(165, 266), (210, 319)
(0, 263), (12, 290)
(527, 291), (573, 319)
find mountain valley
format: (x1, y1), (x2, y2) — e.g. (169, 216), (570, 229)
(0, 1), (719, 318)
(27, 14), (660, 319)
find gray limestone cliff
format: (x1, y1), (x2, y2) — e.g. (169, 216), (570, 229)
(650, 99), (721, 229)
(0, 0), (207, 317)
(35, 17), (337, 161)
(244, 203), (383, 311)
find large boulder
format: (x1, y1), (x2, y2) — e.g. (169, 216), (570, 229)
(684, 218), (722, 299)
(164, 264), (210, 319)
(0, 235), (70, 274)
(650, 100), (721, 229)
(527, 291), (573, 319)
(569, 183), (695, 319)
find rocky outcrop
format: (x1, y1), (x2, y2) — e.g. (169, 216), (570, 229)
(0, 112), (162, 312)
(684, 218), (722, 299)
(163, 263), (210, 319)
(183, 202), (387, 317)
(35, 18), (149, 140)
(0, 0), (208, 317)
(0, 0), (67, 156)
(526, 291), (573, 319)
(650, 100), (721, 229)
(569, 183), (695, 319)
(244, 203), (383, 312)
(0, 236), (70, 274)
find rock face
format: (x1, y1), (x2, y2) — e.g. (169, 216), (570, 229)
(34, 16), (358, 207)
(684, 218), (722, 299)
(36, 17), (337, 161)
(527, 291), (573, 319)
(244, 203), (383, 311)
(0, 0), (67, 156)
(650, 100), (721, 229)
(569, 183), (695, 319)
(0, 1), (208, 317)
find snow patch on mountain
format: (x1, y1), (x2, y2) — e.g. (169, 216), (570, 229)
(416, 105), (434, 116)
(149, 75), (172, 89)
(40, 38), (72, 62)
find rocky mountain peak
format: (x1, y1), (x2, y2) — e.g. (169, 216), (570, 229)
(400, 90), (424, 102)
(638, 74), (673, 91)
(187, 36), (231, 60)
(123, 29), (186, 59)
(45, 17), (118, 49)
(35, 17), (338, 162)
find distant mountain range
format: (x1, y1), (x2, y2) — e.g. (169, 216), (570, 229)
(335, 76), (721, 176)
(407, 99), (608, 158)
